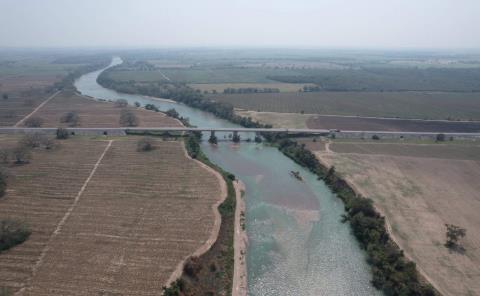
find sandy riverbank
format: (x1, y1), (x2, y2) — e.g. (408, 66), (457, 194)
(233, 180), (248, 296)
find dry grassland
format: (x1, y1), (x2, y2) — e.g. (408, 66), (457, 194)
(0, 89), (55, 127)
(311, 140), (480, 296)
(0, 137), (223, 295)
(28, 91), (181, 128)
(235, 109), (310, 128)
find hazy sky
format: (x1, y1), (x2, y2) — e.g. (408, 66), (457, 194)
(1, 0), (479, 49)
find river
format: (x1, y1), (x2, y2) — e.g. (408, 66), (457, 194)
(74, 57), (381, 296)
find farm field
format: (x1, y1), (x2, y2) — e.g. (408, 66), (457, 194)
(28, 91), (181, 128)
(210, 91), (480, 120)
(307, 139), (480, 296)
(190, 82), (313, 93)
(0, 88), (55, 127)
(236, 110), (310, 128)
(0, 136), (224, 295)
(306, 115), (480, 132)
(107, 67), (300, 84)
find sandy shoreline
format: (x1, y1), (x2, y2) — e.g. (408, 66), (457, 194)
(165, 143), (228, 286)
(232, 180), (248, 296)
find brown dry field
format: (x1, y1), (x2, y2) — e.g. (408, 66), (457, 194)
(0, 136), (223, 295)
(306, 115), (480, 133)
(26, 91), (181, 128)
(0, 89), (54, 127)
(310, 139), (480, 296)
(0, 76), (60, 93)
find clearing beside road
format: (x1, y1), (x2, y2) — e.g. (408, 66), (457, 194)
(304, 138), (480, 296)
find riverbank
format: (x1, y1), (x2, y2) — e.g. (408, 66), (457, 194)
(233, 180), (247, 296)
(274, 137), (438, 295)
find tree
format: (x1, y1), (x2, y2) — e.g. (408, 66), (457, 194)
(20, 133), (47, 148)
(56, 128), (69, 139)
(0, 149), (9, 164)
(24, 116), (43, 128)
(60, 111), (79, 127)
(2, 94), (8, 100)
(372, 135), (380, 140)
(254, 135), (262, 143)
(165, 108), (179, 119)
(119, 109), (139, 127)
(137, 137), (154, 151)
(445, 224), (466, 251)
(0, 167), (7, 197)
(232, 133), (240, 143)
(0, 219), (31, 252)
(145, 104), (159, 112)
(12, 145), (31, 165)
(208, 134), (218, 144)
(436, 133), (446, 142)
(114, 99), (128, 108)
(134, 101), (141, 108)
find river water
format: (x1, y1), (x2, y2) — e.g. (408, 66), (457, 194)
(74, 58), (381, 296)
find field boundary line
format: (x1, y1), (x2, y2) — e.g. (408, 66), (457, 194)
(166, 142), (228, 286)
(14, 90), (61, 127)
(15, 140), (113, 295)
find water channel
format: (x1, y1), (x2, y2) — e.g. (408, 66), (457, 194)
(74, 57), (381, 296)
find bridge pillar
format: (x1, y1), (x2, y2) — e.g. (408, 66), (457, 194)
(233, 131), (238, 138)
(210, 130), (215, 137)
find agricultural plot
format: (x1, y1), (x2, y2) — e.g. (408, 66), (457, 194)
(235, 110), (310, 128)
(190, 83), (313, 93)
(0, 137), (224, 295)
(107, 67), (300, 84)
(0, 89), (55, 127)
(306, 115), (480, 132)
(309, 139), (480, 296)
(27, 91), (181, 128)
(210, 91), (480, 120)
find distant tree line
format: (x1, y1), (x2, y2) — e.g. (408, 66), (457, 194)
(97, 68), (272, 129)
(48, 57), (111, 92)
(223, 87), (280, 94)
(269, 136), (437, 296)
(301, 85), (321, 92)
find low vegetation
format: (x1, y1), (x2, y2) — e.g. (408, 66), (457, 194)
(137, 137), (154, 151)
(24, 116), (43, 127)
(0, 219), (31, 253)
(445, 224), (466, 252)
(60, 111), (79, 127)
(119, 109), (139, 126)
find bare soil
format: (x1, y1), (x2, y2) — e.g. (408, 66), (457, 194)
(307, 115), (480, 132)
(311, 140), (480, 296)
(27, 91), (181, 128)
(0, 137), (224, 295)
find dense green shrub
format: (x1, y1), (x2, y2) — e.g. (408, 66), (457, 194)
(56, 128), (69, 139)
(0, 220), (31, 252)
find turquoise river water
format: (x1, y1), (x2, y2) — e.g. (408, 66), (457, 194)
(74, 58), (381, 296)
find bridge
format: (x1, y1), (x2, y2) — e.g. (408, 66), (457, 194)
(1, 127), (480, 140)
